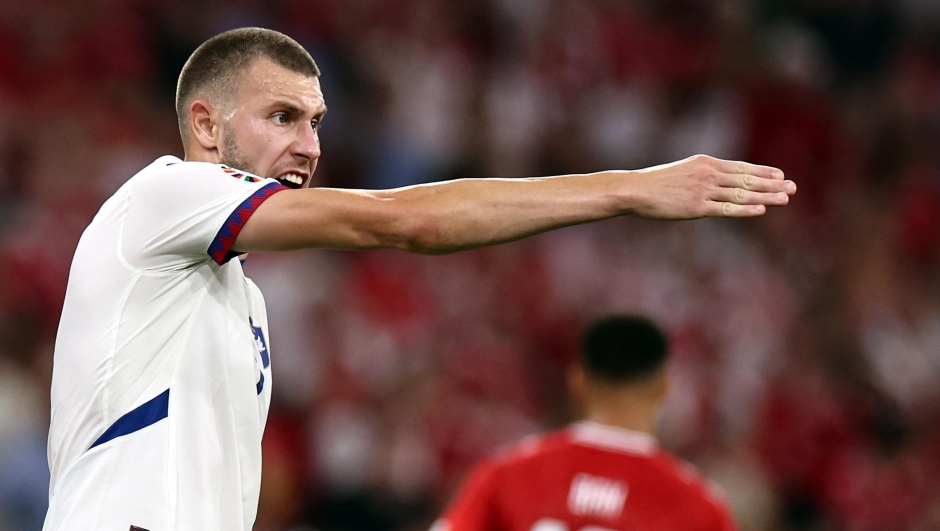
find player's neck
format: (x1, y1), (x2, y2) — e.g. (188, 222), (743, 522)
(578, 376), (665, 436)
(183, 145), (222, 164)
(580, 385), (661, 435)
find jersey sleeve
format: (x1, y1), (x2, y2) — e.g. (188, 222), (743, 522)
(437, 459), (503, 531)
(713, 497), (737, 531)
(122, 162), (286, 270)
(704, 483), (738, 531)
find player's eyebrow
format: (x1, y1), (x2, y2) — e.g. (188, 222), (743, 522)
(268, 101), (303, 115)
(267, 100), (327, 118)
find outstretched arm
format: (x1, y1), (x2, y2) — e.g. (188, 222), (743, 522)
(234, 155), (795, 255)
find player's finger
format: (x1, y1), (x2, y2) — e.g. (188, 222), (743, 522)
(710, 186), (790, 206)
(714, 159), (784, 180)
(716, 172), (797, 194)
(705, 201), (767, 217)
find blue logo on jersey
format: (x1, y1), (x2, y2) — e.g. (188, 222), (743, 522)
(249, 317), (269, 368)
(250, 317), (269, 395)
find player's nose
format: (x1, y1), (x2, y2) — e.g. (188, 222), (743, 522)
(291, 121), (320, 161)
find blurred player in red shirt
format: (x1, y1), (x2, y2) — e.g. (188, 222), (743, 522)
(435, 315), (736, 531)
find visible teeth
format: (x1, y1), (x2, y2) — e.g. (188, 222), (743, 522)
(282, 173), (303, 185)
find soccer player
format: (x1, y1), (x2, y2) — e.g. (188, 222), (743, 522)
(435, 315), (736, 531)
(44, 28), (791, 531)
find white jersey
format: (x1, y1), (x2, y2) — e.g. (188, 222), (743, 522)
(44, 156), (287, 531)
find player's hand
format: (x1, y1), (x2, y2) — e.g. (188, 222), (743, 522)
(626, 154), (795, 220)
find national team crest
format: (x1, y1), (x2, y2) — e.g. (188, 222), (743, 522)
(220, 165), (264, 183)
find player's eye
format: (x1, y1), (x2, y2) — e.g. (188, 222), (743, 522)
(272, 113), (290, 125)
(311, 118), (320, 131)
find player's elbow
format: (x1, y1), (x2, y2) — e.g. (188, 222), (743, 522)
(388, 209), (456, 255)
(370, 199), (459, 255)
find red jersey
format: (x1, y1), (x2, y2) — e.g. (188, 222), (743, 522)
(437, 422), (736, 531)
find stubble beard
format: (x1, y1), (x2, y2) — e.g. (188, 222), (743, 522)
(220, 129), (260, 177)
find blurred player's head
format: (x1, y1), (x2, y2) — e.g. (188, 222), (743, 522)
(570, 315), (670, 433)
(581, 315), (669, 383)
(176, 28), (325, 189)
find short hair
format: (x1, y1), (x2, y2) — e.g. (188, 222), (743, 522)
(581, 315), (669, 384)
(175, 27), (321, 139)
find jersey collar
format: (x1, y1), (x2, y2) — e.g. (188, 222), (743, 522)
(569, 421), (658, 456)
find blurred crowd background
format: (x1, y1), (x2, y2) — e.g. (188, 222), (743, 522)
(1, 0), (940, 530)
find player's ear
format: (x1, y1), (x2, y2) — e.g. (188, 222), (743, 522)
(567, 364), (588, 409)
(190, 100), (222, 152)
(652, 370), (669, 404)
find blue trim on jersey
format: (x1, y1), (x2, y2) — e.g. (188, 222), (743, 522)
(89, 389), (170, 450)
(207, 182), (286, 265)
(256, 372), (265, 395)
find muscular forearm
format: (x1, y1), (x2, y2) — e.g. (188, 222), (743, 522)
(376, 171), (629, 254)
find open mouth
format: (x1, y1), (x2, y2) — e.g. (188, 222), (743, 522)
(276, 172), (307, 189)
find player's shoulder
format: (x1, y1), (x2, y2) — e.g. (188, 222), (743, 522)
(130, 156), (268, 186)
(486, 428), (574, 470)
(653, 451), (733, 513)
